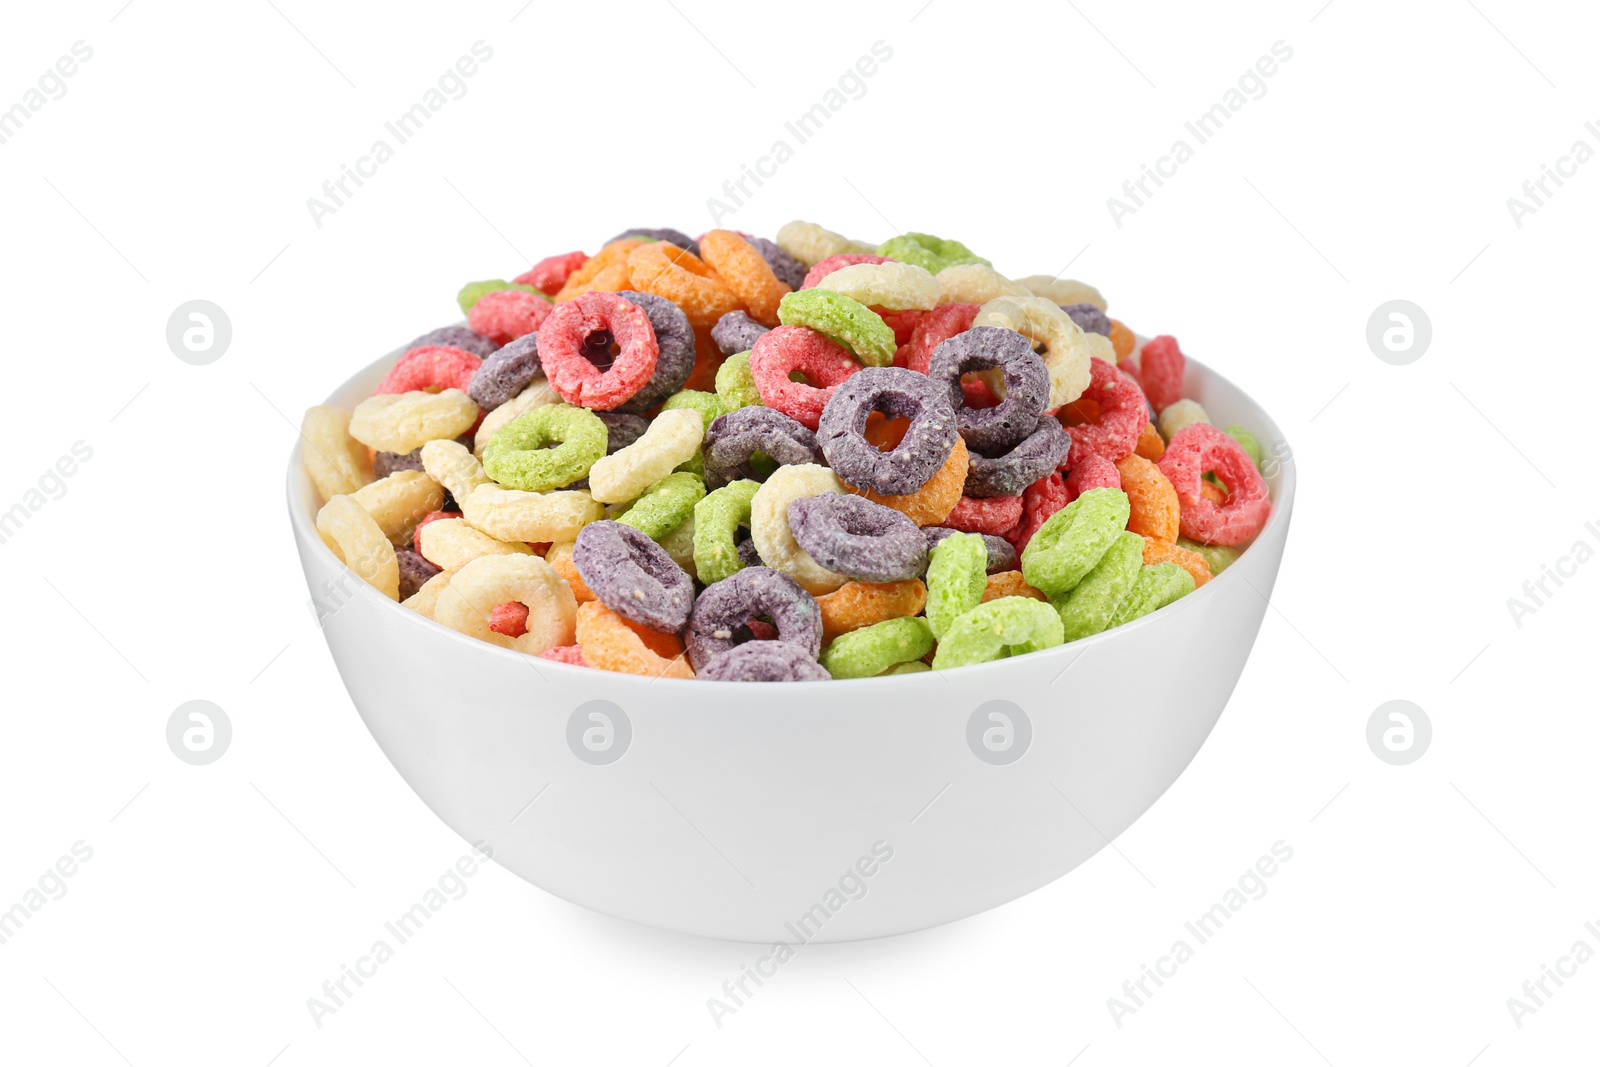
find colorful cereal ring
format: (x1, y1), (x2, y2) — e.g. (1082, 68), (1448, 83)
(1156, 423), (1271, 546)
(537, 291), (660, 410)
(468, 288), (554, 346)
(1020, 487), (1130, 597)
(1108, 563), (1196, 627)
(1054, 530), (1145, 641)
(693, 479), (760, 585)
(820, 617), (934, 679)
(482, 404), (607, 492)
(931, 596), (1064, 669)
(925, 531), (988, 639)
(700, 229), (791, 327)
(749, 325), (861, 430)
(377, 345), (483, 396)
(777, 289), (896, 367)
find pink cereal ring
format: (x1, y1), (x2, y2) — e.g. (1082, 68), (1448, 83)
(468, 288), (554, 346)
(943, 494), (1024, 536)
(539, 643), (588, 666)
(905, 303), (978, 374)
(801, 253), (893, 290)
(516, 251), (588, 295)
(1157, 423), (1271, 545)
(1005, 472), (1070, 554)
(1065, 357), (1147, 468)
(489, 601), (531, 637)
(537, 290), (661, 410)
(876, 308), (925, 347)
(1066, 452), (1121, 499)
(749, 325), (861, 430)
(1139, 334), (1186, 413)
(376, 345), (482, 395)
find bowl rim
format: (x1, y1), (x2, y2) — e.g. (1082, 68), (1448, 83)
(287, 344), (1296, 690)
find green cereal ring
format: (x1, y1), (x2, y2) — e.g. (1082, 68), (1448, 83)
(1055, 531), (1145, 642)
(1021, 487), (1130, 597)
(482, 404), (607, 492)
(675, 449), (706, 478)
(821, 617), (935, 679)
(616, 471), (707, 541)
(925, 531), (989, 639)
(457, 279), (542, 315)
(777, 289), (896, 367)
(931, 596), (1064, 670)
(881, 660), (930, 675)
(1223, 424), (1264, 472)
(693, 479), (760, 584)
(715, 351), (764, 410)
(876, 232), (990, 274)
(1109, 563), (1196, 628)
(662, 389), (729, 430)
(1178, 537), (1239, 576)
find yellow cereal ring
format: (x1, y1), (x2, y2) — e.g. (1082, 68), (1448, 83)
(816, 579), (927, 645)
(434, 554), (576, 654)
(349, 389), (478, 454)
(972, 296), (1093, 409)
(417, 517), (533, 572)
(545, 541), (597, 602)
(300, 405), (372, 501)
(1013, 275), (1108, 311)
(775, 220), (876, 267)
(815, 262), (940, 311)
(461, 484), (604, 543)
(316, 494), (399, 600)
(420, 438), (491, 502)
(750, 463), (850, 595)
(473, 380), (562, 456)
(982, 570), (1048, 602)
(402, 570), (452, 618)
(575, 600), (694, 679)
(934, 264), (1029, 306)
(587, 408), (703, 504)
(350, 469), (444, 546)
(855, 436), (969, 527)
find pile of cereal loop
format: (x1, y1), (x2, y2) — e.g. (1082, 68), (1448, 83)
(302, 221), (1273, 681)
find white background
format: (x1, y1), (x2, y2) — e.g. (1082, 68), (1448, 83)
(2, 0), (1596, 1063)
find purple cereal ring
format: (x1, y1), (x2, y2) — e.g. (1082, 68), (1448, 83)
(1060, 303), (1111, 338)
(596, 411), (650, 454)
(405, 324), (500, 360)
(928, 326), (1050, 454)
(737, 537), (762, 568)
(608, 227), (699, 257)
(746, 237), (807, 291)
(686, 566), (822, 669)
(697, 640), (831, 682)
(964, 416), (1071, 498)
(816, 367), (959, 496)
(711, 310), (771, 356)
(467, 334), (541, 410)
(396, 548), (442, 600)
(703, 406), (822, 489)
(786, 494), (928, 582)
(613, 290), (696, 414)
(572, 520), (695, 633)
(923, 527), (1018, 574)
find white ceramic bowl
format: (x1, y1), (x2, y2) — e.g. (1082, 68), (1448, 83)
(288, 347), (1294, 943)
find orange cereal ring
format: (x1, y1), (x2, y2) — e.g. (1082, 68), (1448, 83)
(816, 579), (927, 644)
(1135, 421), (1165, 461)
(864, 412), (909, 451)
(855, 437), (968, 526)
(545, 541), (596, 602)
(627, 243), (741, 327)
(574, 600), (695, 679)
(1200, 479), (1228, 505)
(699, 229), (790, 327)
(1108, 319), (1136, 362)
(578, 258), (633, 295)
(1141, 535), (1212, 587)
(683, 325), (725, 392)
(555, 238), (646, 302)
(982, 571), (1047, 602)
(1116, 453), (1180, 543)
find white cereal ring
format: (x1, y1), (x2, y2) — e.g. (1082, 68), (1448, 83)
(587, 407), (703, 504)
(462, 484), (605, 543)
(315, 494), (399, 600)
(433, 554), (577, 655)
(1159, 399), (1210, 441)
(936, 263), (1029, 306)
(349, 389), (478, 454)
(974, 295), (1093, 409)
(1012, 275), (1108, 311)
(402, 569), (452, 618)
(350, 469), (444, 546)
(1084, 330), (1117, 368)
(814, 262), (940, 311)
(776, 219), (876, 267)
(750, 463), (849, 596)
(417, 517), (533, 572)
(474, 380), (561, 456)
(300, 405), (372, 501)
(421, 438), (490, 502)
